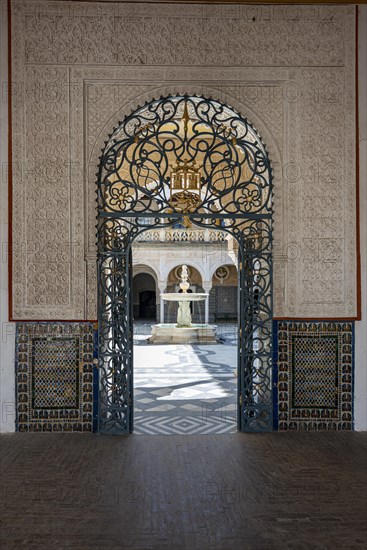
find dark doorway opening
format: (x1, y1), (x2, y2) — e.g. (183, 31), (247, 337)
(133, 273), (157, 320)
(139, 290), (156, 319)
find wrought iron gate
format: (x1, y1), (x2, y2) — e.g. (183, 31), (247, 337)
(97, 95), (273, 434)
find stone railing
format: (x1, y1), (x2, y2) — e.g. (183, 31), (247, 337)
(135, 228), (227, 243)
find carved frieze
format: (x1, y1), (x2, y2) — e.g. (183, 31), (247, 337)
(22, 2), (346, 67)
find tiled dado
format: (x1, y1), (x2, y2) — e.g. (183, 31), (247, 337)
(16, 320), (354, 433)
(273, 321), (354, 430)
(16, 323), (98, 432)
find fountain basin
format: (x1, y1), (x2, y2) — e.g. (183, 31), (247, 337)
(152, 265), (215, 344)
(160, 293), (208, 301)
(149, 323), (218, 345)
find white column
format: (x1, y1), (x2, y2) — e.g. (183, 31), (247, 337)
(202, 282), (212, 325)
(160, 298), (165, 324)
(158, 282), (166, 324)
(205, 296), (209, 324)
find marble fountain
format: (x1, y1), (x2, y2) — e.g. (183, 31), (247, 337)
(149, 265), (218, 344)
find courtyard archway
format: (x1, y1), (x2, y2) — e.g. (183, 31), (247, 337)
(132, 272), (157, 320)
(97, 95), (273, 434)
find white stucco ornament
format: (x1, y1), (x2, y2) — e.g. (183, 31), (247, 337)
(10, 1), (357, 319)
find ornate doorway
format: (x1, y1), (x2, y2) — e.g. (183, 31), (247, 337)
(97, 95), (273, 434)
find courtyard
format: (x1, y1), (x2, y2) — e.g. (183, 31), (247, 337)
(133, 324), (238, 435)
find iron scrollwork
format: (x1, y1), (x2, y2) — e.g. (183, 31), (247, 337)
(97, 95), (273, 433)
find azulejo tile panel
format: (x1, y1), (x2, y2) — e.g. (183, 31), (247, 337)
(274, 321), (354, 430)
(16, 323), (98, 432)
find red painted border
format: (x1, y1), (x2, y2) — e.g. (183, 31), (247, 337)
(276, 7), (361, 322)
(6, 0), (97, 323)
(273, 317), (359, 323)
(355, 5), (362, 321)
(8, 0), (13, 322)
(7, 1), (362, 322)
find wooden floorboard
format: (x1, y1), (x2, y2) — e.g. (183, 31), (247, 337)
(0, 432), (366, 549)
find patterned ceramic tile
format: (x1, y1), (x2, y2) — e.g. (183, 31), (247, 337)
(134, 343), (237, 434)
(16, 323), (97, 432)
(18, 320), (354, 434)
(274, 321), (354, 430)
(134, 414), (236, 435)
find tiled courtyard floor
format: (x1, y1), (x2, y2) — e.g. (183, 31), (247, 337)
(133, 343), (237, 434)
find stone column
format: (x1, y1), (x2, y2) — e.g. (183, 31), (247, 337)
(158, 282), (166, 323)
(203, 282), (212, 324)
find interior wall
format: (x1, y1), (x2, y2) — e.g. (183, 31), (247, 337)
(2, 2), (366, 432)
(0, 0), (16, 432)
(355, 5), (367, 430)
(9, 1), (357, 321)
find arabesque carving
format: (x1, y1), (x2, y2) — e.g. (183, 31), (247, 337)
(11, 1), (357, 319)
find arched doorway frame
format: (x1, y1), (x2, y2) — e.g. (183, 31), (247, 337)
(97, 94), (273, 434)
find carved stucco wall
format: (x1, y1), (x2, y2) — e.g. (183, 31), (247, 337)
(10, 1), (357, 320)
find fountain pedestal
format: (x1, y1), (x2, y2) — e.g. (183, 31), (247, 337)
(149, 323), (218, 344)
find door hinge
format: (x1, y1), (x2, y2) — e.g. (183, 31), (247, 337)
(239, 393), (242, 406)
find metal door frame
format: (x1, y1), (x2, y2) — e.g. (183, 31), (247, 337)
(96, 95), (273, 434)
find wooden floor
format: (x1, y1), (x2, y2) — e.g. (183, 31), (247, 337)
(1, 432), (366, 549)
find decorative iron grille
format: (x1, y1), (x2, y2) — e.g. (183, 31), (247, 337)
(97, 95), (273, 434)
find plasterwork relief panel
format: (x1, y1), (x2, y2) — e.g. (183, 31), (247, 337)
(81, 74), (285, 319)
(11, 1), (356, 319)
(22, 3), (345, 67)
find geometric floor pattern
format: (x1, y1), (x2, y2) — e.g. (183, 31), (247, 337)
(133, 414), (236, 435)
(133, 334), (238, 435)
